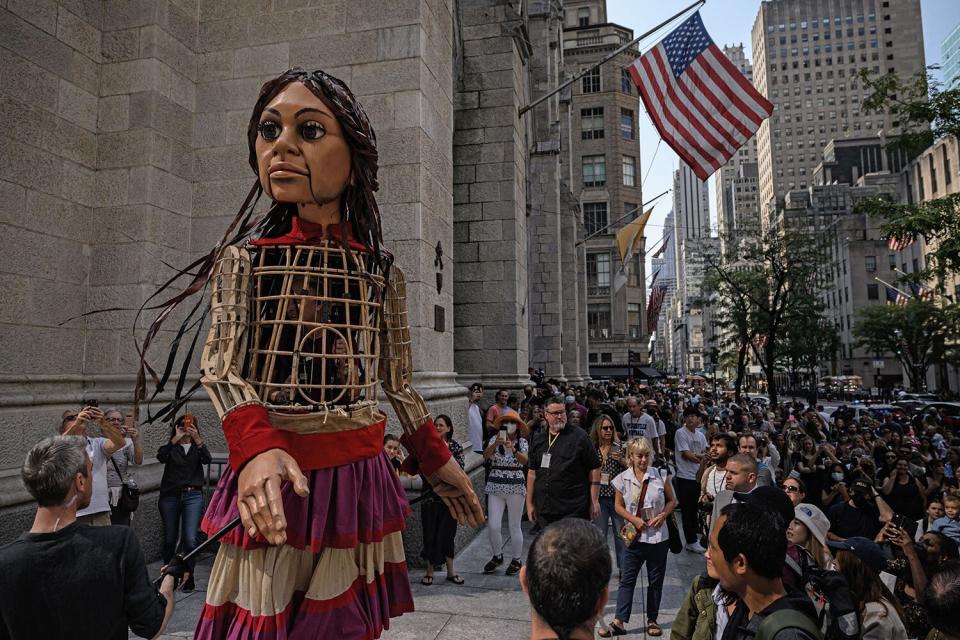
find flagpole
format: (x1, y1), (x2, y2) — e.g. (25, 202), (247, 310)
(874, 276), (912, 298)
(517, 0), (707, 117)
(575, 189), (669, 246)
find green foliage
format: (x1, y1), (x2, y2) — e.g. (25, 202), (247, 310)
(856, 68), (960, 284)
(853, 300), (960, 391)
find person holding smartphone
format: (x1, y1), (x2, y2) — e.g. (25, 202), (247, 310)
(482, 413), (529, 576)
(157, 414), (211, 593)
(60, 400), (125, 526)
(105, 409), (143, 525)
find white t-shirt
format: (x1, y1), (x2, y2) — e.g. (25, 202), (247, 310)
(703, 466), (728, 499)
(621, 412), (657, 441)
(77, 437), (111, 517)
(674, 427), (707, 480)
(467, 402), (484, 452)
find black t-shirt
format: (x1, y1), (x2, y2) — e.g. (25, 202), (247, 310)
(528, 425), (602, 517)
(0, 522), (166, 640)
(827, 500), (882, 540)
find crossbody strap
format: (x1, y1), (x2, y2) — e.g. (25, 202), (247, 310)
(110, 456), (128, 486)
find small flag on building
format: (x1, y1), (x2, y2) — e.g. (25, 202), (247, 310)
(628, 12), (773, 180)
(887, 234), (913, 252)
(653, 233), (670, 258)
(885, 287), (908, 305)
(646, 285), (668, 330)
(613, 207), (654, 292)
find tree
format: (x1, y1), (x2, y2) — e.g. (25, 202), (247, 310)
(853, 300), (960, 392)
(856, 69), (960, 286)
(706, 227), (827, 406)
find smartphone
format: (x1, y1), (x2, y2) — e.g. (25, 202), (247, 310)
(84, 399), (99, 408)
(891, 514), (907, 530)
(498, 429), (507, 442)
(183, 414), (195, 429)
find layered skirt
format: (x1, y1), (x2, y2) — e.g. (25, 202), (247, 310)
(194, 450), (414, 640)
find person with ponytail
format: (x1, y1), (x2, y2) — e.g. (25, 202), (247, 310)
(136, 68), (483, 639)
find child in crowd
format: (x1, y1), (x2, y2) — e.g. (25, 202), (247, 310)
(931, 494), (960, 545)
(383, 434), (406, 474)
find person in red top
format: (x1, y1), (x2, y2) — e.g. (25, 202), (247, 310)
(141, 68), (483, 640)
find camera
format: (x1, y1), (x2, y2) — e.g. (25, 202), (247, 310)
(530, 368), (545, 386)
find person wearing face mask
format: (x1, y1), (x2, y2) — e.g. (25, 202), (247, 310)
(0, 436), (180, 640)
(826, 479), (894, 542)
(482, 413), (529, 576)
(822, 464), (851, 508)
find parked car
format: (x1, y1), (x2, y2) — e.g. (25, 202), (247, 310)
(897, 392), (939, 403)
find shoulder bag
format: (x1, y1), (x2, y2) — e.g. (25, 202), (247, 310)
(618, 477), (649, 547)
(110, 456), (140, 512)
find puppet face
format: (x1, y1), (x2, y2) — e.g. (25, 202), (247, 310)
(255, 81), (352, 207)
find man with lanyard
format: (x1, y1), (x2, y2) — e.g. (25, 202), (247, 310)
(527, 396), (602, 527)
(60, 404), (125, 526)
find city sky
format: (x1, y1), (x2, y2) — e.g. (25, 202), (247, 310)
(603, 0), (960, 275)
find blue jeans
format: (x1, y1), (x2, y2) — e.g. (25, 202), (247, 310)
(615, 539), (669, 623)
(592, 495), (625, 570)
(159, 490), (203, 571)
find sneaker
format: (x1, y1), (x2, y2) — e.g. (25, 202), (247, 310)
(180, 574), (196, 593)
(684, 541), (707, 554)
(483, 555), (504, 574)
(505, 558), (522, 576)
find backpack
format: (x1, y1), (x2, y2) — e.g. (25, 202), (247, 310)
(755, 609), (824, 640)
(784, 550), (860, 640)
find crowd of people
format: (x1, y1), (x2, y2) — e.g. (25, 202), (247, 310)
(404, 376), (960, 640)
(3, 378), (960, 639)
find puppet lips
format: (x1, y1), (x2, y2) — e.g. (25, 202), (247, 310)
(269, 163), (308, 177)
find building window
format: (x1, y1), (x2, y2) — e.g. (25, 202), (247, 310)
(578, 7), (590, 26)
(582, 67), (600, 93)
(622, 155), (636, 187)
(628, 303), (642, 338)
(589, 352), (598, 363)
(888, 253), (897, 269)
(601, 352), (613, 363)
(583, 201), (608, 234)
(943, 146), (952, 186)
(624, 202), (637, 221)
(588, 304), (612, 339)
(580, 107), (604, 139)
(582, 155), (606, 187)
(930, 155), (938, 193)
(865, 255), (877, 272)
(587, 252), (611, 295)
(621, 68), (633, 93)
(867, 284), (879, 300)
(620, 108), (635, 140)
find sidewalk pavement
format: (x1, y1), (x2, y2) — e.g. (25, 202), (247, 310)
(146, 520), (705, 639)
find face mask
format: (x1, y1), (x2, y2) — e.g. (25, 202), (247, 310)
(506, 424), (517, 435)
(831, 472), (844, 482)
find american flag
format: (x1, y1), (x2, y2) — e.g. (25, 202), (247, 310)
(653, 233), (670, 258)
(885, 287), (908, 305)
(629, 12), (773, 180)
(888, 234), (913, 252)
(646, 285), (668, 329)
(908, 282), (934, 301)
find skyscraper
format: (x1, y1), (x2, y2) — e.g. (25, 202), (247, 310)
(715, 44), (760, 258)
(942, 22), (960, 89)
(751, 0), (926, 226)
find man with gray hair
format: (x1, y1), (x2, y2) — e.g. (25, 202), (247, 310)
(0, 436), (180, 639)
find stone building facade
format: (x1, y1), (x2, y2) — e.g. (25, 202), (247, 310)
(0, 0), (588, 556)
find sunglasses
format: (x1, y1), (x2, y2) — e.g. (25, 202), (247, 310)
(782, 485), (801, 493)
(600, 426), (613, 431)
(63, 415), (78, 422)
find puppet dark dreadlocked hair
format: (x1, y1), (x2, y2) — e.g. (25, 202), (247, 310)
(133, 68), (386, 424)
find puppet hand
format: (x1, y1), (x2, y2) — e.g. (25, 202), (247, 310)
(237, 449), (309, 545)
(426, 458), (484, 528)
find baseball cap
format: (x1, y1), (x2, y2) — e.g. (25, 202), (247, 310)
(827, 537), (889, 573)
(850, 479), (873, 495)
(733, 486), (794, 530)
(794, 503), (830, 546)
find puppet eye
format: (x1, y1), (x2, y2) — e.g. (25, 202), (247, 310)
(299, 121), (326, 141)
(257, 121), (281, 141)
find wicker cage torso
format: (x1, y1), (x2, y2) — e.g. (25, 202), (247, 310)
(245, 240), (386, 415)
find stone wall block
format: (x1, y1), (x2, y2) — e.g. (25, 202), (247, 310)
(232, 42), (290, 78)
(195, 76), (262, 113)
(244, 8), (346, 46)
(191, 178), (255, 217)
(97, 95), (130, 132)
(287, 34), (375, 70)
(379, 202), (423, 244)
(41, 116), (97, 168)
(194, 144), (250, 181)
(139, 24), (197, 81)
(101, 0), (158, 31)
(353, 92), (396, 133)
(0, 10), (95, 93)
(377, 24), (420, 60)
(197, 50), (233, 81)
(469, 181), (500, 203)
(56, 6), (101, 61)
(345, 0), (418, 32)
(58, 0), (102, 29)
(7, 0), (57, 35)
(96, 128), (157, 168)
(0, 52), (59, 112)
(57, 78), (98, 131)
(100, 59), (158, 96)
(453, 240), (479, 264)
(129, 91), (194, 145)
(0, 136), (63, 196)
(101, 28), (139, 62)
(196, 16), (250, 53)
(379, 163), (420, 204)
(222, 109), (250, 145)
(23, 189), (93, 244)
(351, 59), (420, 96)
(199, 0), (271, 22)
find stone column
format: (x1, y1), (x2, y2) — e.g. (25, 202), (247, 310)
(453, 0), (530, 389)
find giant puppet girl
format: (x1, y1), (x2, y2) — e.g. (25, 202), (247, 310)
(163, 68), (484, 638)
